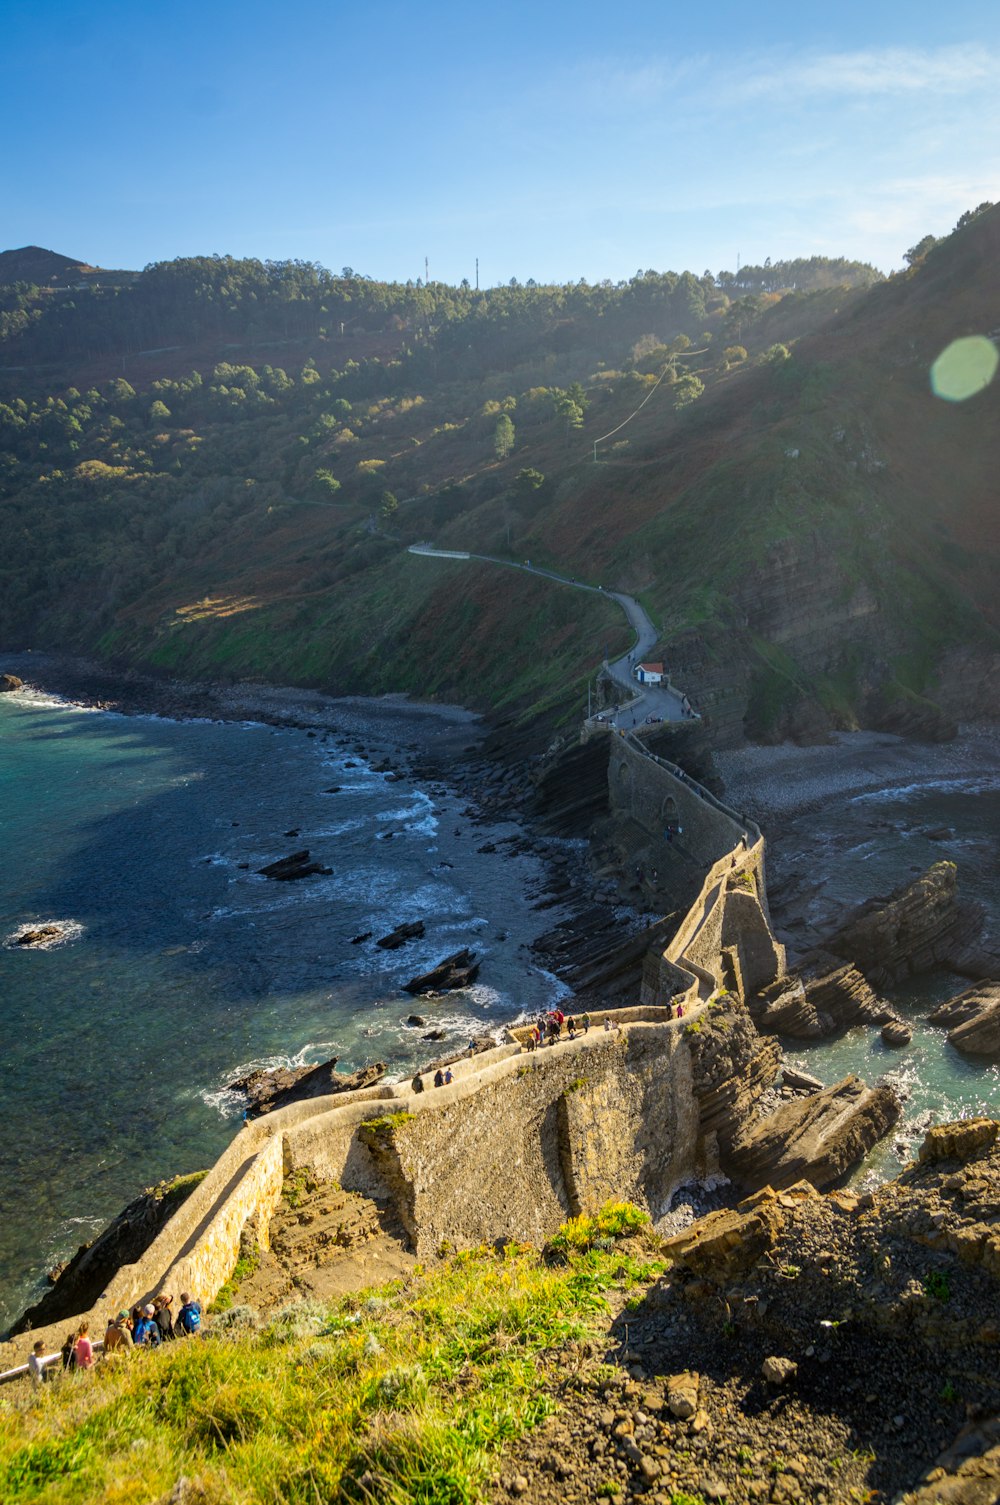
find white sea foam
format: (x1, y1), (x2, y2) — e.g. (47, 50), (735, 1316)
(4, 919), (85, 951)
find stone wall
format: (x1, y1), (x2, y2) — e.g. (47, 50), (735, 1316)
(0, 729), (789, 1378)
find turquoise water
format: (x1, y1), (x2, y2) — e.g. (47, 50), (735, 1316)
(776, 774), (1000, 1181)
(0, 691), (566, 1328)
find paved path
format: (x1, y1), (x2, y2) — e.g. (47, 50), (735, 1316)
(407, 544), (688, 726)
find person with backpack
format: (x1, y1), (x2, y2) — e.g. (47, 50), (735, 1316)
(104, 1312), (133, 1355)
(177, 1292), (202, 1336)
(60, 1331), (77, 1372)
(132, 1304), (160, 1347)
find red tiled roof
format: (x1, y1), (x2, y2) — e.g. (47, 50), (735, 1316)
(639, 662), (664, 673)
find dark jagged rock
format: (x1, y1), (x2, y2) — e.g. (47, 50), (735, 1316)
(823, 861), (987, 986)
(422, 1029), (446, 1041)
(404, 948), (480, 994)
(929, 982), (1000, 1059)
(229, 1058), (386, 1117)
(406, 1014), (427, 1027)
(753, 949), (896, 1038)
(376, 920), (425, 950)
(14, 925), (63, 947)
(350, 930), (372, 945)
(257, 849), (331, 881)
(0, 673), (23, 692)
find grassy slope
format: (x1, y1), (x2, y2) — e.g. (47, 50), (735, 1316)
(0, 1209), (660, 1505)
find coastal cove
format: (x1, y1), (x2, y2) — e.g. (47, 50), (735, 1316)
(0, 675), (587, 1329)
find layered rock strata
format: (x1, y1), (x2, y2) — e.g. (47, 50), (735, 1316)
(929, 982), (1000, 1059)
(752, 949), (896, 1038)
(824, 861), (987, 985)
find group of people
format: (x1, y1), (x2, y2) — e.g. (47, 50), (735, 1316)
(28, 1291), (202, 1386)
(524, 1009), (595, 1048)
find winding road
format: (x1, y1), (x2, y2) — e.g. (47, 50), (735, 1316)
(407, 544), (689, 726)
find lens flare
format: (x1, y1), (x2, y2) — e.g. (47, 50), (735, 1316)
(930, 336), (998, 402)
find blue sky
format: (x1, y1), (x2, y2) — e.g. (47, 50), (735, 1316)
(3, 0), (999, 283)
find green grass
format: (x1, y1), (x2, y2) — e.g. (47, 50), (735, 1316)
(0, 1207), (661, 1505)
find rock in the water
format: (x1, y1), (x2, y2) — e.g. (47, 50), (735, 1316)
(406, 1015), (427, 1027)
(422, 1029), (447, 1041)
(728, 1074), (901, 1192)
(257, 849), (331, 881)
(229, 1058), (386, 1116)
(781, 1066), (825, 1093)
(15, 924), (64, 947)
(762, 1356), (798, 1385)
(881, 1019), (912, 1047)
(754, 950), (894, 1038)
(376, 920), (426, 950)
(404, 948), (480, 994)
(824, 861), (985, 985)
(929, 982), (1000, 1059)
(0, 673), (23, 693)
(350, 931), (372, 945)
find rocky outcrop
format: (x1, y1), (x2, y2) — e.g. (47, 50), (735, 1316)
(685, 994), (783, 1159)
(882, 1019), (913, 1047)
(929, 983), (1000, 1059)
(753, 949), (896, 1037)
(376, 920), (426, 950)
(229, 1059), (386, 1117)
(403, 949), (480, 994)
(0, 673), (23, 692)
(727, 1074), (902, 1192)
(14, 924), (63, 948)
(824, 861), (986, 985)
(257, 849), (332, 881)
(9, 1171), (206, 1336)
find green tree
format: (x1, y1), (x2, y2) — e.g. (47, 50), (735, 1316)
(515, 467), (545, 495)
(494, 414), (515, 458)
(149, 399), (171, 424)
(904, 235), (938, 267)
(313, 468), (341, 497)
(379, 489), (398, 521)
(673, 374), (704, 408)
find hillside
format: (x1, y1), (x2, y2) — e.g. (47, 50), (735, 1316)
(0, 215), (996, 745)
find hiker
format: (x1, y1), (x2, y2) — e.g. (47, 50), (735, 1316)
(28, 1340), (47, 1387)
(676, 1002), (684, 1019)
(60, 1332), (77, 1372)
(567, 1016), (577, 1038)
(582, 1013), (591, 1033)
(104, 1312), (133, 1355)
(433, 1068), (445, 1088)
(74, 1323), (94, 1370)
(177, 1292), (202, 1337)
(154, 1294), (174, 1342)
(411, 1072), (424, 1093)
(132, 1305), (159, 1347)
(603, 1016), (612, 1032)
(444, 1067), (454, 1084)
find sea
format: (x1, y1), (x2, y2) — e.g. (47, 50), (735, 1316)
(0, 687), (572, 1330)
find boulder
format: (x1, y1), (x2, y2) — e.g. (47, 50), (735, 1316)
(666, 1372), (700, 1420)
(762, 1356), (798, 1385)
(781, 1067), (825, 1093)
(882, 1019), (913, 1047)
(727, 1074), (902, 1192)
(662, 1201), (785, 1281)
(228, 1058), (386, 1117)
(0, 673), (23, 693)
(14, 924), (63, 947)
(406, 1015), (427, 1027)
(257, 849), (332, 881)
(929, 982), (1000, 1059)
(404, 948), (480, 994)
(376, 920), (426, 950)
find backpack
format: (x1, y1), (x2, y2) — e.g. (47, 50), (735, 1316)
(178, 1301), (201, 1335)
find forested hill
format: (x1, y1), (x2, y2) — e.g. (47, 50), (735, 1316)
(0, 210), (996, 748)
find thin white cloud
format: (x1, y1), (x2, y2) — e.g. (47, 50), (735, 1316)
(737, 43), (998, 101)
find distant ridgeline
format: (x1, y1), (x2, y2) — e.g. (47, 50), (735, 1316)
(0, 203), (997, 744)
